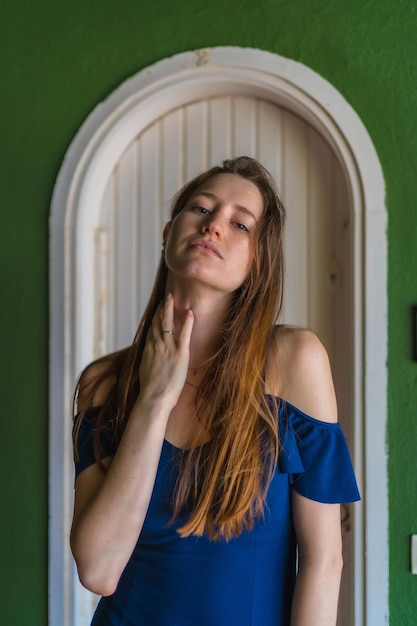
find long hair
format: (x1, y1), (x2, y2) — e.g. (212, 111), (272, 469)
(73, 156), (286, 541)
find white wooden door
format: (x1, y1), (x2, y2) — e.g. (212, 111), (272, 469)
(79, 95), (354, 625)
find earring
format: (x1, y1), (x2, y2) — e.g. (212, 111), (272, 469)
(161, 241), (166, 258)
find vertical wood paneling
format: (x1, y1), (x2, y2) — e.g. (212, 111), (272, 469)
(115, 142), (138, 348)
(94, 228), (109, 359)
(184, 101), (208, 180)
(89, 92), (354, 626)
(137, 123), (162, 320)
(208, 97), (232, 166)
(233, 96), (257, 156)
(307, 126), (334, 358)
(162, 108), (185, 217)
(257, 100), (283, 191)
(333, 163), (353, 426)
(95, 96), (351, 364)
(95, 96), (353, 384)
(281, 110), (309, 326)
(96, 174), (116, 357)
(334, 160), (354, 626)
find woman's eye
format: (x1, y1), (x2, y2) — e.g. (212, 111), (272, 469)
(234, 222), (249, 232)
(191, 206), (210, 214)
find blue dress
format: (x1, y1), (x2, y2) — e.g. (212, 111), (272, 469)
(74, 398), (360, 626)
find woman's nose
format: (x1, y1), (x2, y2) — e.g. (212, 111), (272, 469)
(201, 214), (224, 237)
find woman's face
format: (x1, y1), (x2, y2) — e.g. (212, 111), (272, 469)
(164, 173), (264, 294)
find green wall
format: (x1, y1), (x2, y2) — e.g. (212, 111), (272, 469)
(1, 0), (416, 623)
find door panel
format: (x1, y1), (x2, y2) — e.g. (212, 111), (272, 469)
(85, 94), (354, 625)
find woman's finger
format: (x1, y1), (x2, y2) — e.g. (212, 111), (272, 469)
(161, 292), (175, 337)
(178, 309), (194, 348)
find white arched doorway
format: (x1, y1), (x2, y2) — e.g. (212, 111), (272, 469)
(49, 47), (387, 626)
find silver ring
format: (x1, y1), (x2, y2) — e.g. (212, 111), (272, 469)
(162, 330), (175, 335)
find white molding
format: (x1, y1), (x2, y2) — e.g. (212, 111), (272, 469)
(49, 47), (387, 625)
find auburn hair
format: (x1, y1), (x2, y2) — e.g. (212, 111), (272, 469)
(73, 156), (286, 541)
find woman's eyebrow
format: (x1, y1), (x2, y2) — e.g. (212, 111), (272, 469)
(192, 191), (258, 223)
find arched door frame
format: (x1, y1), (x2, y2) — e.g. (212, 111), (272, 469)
(49, 47), (387, 625)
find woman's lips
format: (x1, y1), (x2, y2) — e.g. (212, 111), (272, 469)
(189, 238), (223, 259)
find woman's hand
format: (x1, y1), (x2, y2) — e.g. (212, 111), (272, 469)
(71, 294), (194, 596)
(139, 292), (194, 408)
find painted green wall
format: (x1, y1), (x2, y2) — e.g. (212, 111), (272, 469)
(1, 0), (416, 623)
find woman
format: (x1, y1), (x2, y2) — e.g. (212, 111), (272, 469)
(71, 156), (360, 625)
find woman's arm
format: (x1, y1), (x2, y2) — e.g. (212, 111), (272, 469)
(269, 327), (344, 625)
(291, 494), (343, 626)
(70, 294), (194, 596)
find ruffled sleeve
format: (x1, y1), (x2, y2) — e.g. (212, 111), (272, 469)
(277, 399), (360, 504)
(73, 407), (115, 478)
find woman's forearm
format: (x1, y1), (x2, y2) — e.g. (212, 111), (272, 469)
(70, 396), (172, 596)
(71, 296), (194, 595)
(290, 555), (343, 626)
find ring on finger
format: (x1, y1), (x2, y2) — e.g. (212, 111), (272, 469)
(162, 330), (175, 335)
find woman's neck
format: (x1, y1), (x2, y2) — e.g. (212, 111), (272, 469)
(166, 279), (232, 369)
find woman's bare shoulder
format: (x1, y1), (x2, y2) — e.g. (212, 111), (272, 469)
(76, 349), (127, 412)
(266, 325), (338, 423)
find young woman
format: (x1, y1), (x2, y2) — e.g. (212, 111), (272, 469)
(71, 156), (360, 626)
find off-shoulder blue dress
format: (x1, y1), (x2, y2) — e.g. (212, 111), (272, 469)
(74, 398), (360, 626)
